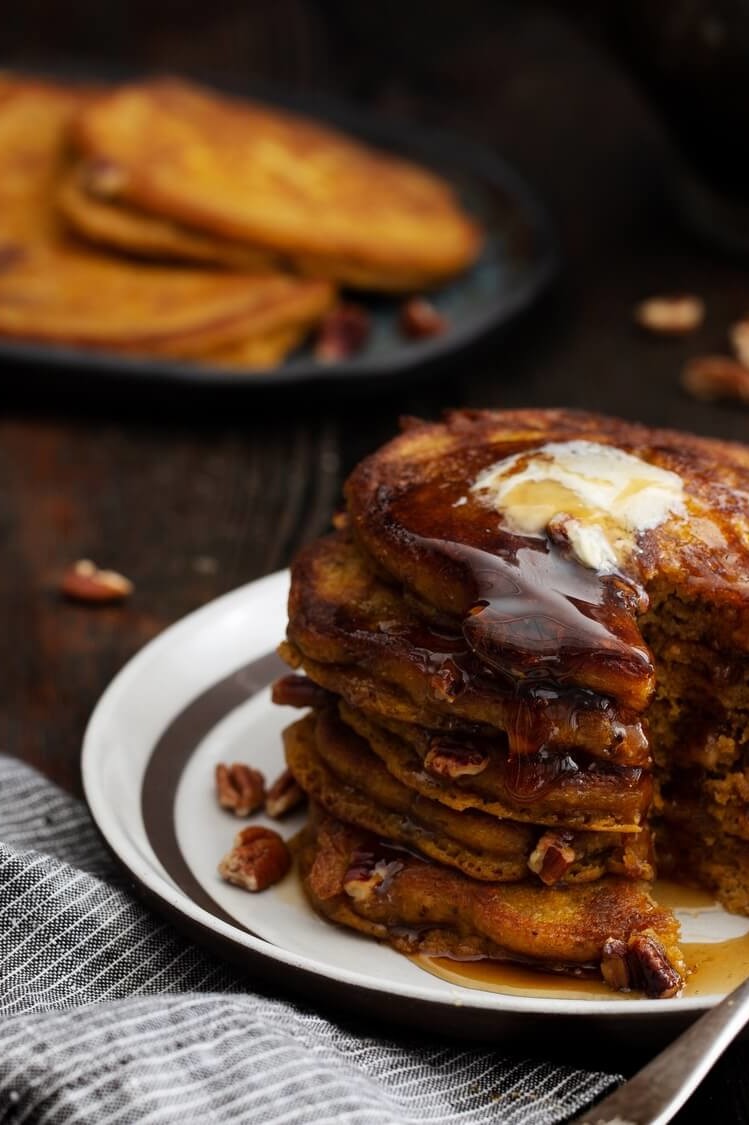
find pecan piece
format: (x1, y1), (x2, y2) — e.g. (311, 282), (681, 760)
(271, 674), (332, 710)
(314, 303), (370, 362)
(424, 737), (489, 779)
(265, 768), (306, 818)
(399, 296), (448, 339)
(343, 851), (404, 902)
(429, 659), (465, 703)
(601, 937), (631, 992)
(218, 825), (290, 892)
(682, 355), (749, 404)
(528, 831), (576, 885)
(634, 293), (704, 335)
(83, 156), (128, 198)
(215, 762), (265, 817)
(601, 932), (682, 998)
(60, 559), (134, 603)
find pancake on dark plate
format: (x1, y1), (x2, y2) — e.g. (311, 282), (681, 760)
(0, 76), (334, 364)
(70, 78), (483, 292)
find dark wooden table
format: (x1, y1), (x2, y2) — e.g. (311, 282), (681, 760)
(4, 4), (749, 1121)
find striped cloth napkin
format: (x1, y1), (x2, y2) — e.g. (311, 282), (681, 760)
(0, 753), (620, 1124)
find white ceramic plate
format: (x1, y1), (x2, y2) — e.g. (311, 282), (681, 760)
(82, 569), (748, 1049)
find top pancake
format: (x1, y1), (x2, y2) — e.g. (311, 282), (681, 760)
(345, 408), (749, 710)
(71, 78), (482, 291)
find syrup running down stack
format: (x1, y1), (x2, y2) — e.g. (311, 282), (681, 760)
(274, 409), (749, 997)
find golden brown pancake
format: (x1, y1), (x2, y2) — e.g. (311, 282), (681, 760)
(337, 700), (651, 832)
(0, 76), (334, 362)
(285, 531), (649, 764)
(297, 811), (685, 996)
(285, 709), (653, 883)
(58, 166), (280, 271)
(345, 409), (749, 703)
(71, 78), (482, 291)
(0, 243), (333, 358)
(206, 323), (309, 370)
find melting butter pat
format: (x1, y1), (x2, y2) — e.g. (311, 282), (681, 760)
(470, 439), (685, 571)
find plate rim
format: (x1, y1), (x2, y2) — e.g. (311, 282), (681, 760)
(1, 65), (558, 389)
(81, 568), (715, 1023)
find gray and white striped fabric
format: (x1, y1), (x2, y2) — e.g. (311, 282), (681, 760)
(0, 754), (620, 1124)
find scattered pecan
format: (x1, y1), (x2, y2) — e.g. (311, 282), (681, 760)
(601, 931), (682, 998)
(343, 852), (404, 902)
(528, 831), (576, 885)
(215, 762), (265, 817)
(265, 768), (306, 818)
(60, 559), (134, 603)
(682, 355), (749, 404)
(634, 294), (704, 335)
(399, 296), (448, 339)
(424, 737), (489, 779)
(730, 320), (749, 367)
(218, 825), (290, 892)
(314, 303), (370, 362)
(271, 674), (332, 709)
(83, 156), (128, 198)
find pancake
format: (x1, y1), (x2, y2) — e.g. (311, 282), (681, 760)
(0, 76), (334, 361)
(0, 75), (85, 240)
(297, 810), (684, 996)
(284, 710), (653, 884)
(206, 323), (309, 370)
(71, 78), (482, 291)
(58, 166), (280, 271)
(286, 531), (649, 764)
(0, 244), (333, 358)
(337, 700), (651, 831)
(345, 409), (749, 709)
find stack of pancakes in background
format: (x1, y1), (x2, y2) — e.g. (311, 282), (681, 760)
(278, 407), (749, 998)
(0, 75), (482, 369)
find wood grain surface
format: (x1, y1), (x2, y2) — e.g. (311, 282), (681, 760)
(3, 4), (749, 1118)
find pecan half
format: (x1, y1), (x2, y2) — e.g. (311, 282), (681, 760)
(314, 303), (370, 362)
(343, 852), (404, 902)
(601, 932), (682, 998)
(429, 660), (465, 703)
(215, 762), (265, 817)
(60, 559), (134, 603)
(83, 156), (128, 198)
(682, 355), (749, 404)
(218, 825), (290, 892)
(528, 831), (576, 885)
(634, 294), (704, 335)
(601, 938), (631, 992)
(265, 768), (306, 818)
(271, 674), (332, 710)
(424, 737), (489, 779)
(399, 296), (448, 339)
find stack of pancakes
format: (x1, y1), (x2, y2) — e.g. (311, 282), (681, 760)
(276, 409), (749, 997)
(0, 75), (481, 369)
